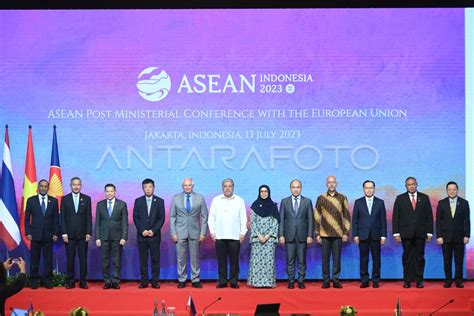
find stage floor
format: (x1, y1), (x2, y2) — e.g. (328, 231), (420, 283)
(7, 281), (474, 316)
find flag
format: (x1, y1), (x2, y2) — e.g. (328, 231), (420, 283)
(395, 297), (402, 316)
(0, 125), (21, 250)
(187, 294), (196, 316)
(20, 126), (37, 249)
(48, 125), (64, 209)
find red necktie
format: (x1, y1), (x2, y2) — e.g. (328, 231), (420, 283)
(411, 194), (416, 210)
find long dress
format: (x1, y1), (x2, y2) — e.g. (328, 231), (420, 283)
(247, 209), (279, 288)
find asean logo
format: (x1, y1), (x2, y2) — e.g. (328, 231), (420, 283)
(136, 67), (171, 102)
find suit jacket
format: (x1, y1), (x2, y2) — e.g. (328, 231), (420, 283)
(278, 195), (314, 242)
(352, 196), (387, 241)
(392, 191), (433, 239)
(436, 196), (470, 243)
(133, 195), (165, 243)
(24, 195), (59, 241)
(60, 193), (93, 239)
(95, 199), (128, 241)
(169, 192), (208, 240)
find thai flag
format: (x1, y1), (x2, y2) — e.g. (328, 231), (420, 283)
(187, 294), (197, 316)
(0, 125), (21, 250)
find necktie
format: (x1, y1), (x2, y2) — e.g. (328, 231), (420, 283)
(147, 198), (152, 216)
(293, 197), (299, 215)
(368, 199), (372, 215)
(41, 196), (46, 215)
(450, 200), (456, 218)
(186, 194), (191, 212)
(74, 194), (79, 213)
(108, 200), (113, 217)
(411, 194), (416, 210)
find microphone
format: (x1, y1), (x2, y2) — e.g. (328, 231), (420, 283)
(429, 299), (454, 316)
(202, 297), (222, 316)
(9, 307), (18, 316)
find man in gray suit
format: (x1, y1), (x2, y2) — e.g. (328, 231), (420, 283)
(279, 179), (314, 289)
(95, 183), (128, 289)
(170, 178), (208, 288)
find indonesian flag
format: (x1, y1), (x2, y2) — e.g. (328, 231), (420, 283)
(48, 126), (64, 209)
(0, 125), (21, 250)
(20, 126), (37, 249)
(187, 294), (197, 316)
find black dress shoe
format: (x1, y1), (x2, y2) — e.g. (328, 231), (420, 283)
(322, 282), (330, 289)
(216, 283), (227, 288)
(113, 282), (120, 289)
(45, 283), (53, 289)
(230, 283), (239, 289)
(298, 282), (305, 289)
(103, 283), (112, 289)
(138, 281), (148, 289)
(66, 282), (75, 289)
(151, 282), (160, 289)
(30, 282), (38, 290)
(443, 282), (452, 288)
(416, 281), (424, 288)
(403, 282), (411, 288)
(192, 282), (202, 288)
(360, 282), (369, 288)
(373, 282), (380, 288)
(333, 282), (343, 289)
(455, 283), (464, 288)
(79, 281), (89, 289)
(177, 282), (186, 288)
(288, 282), (295, 289)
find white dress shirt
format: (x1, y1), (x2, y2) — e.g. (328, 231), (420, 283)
(208, 194), (247, 240)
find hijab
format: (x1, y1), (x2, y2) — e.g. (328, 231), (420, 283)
(251, 184), (279, 221)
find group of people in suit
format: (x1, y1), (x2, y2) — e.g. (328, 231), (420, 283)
(23, 175), (470, 290)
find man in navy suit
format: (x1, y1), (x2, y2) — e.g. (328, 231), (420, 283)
(392, 177), (433, 288)
(25, 179), (59, 289)
(436, 181), (470, 288)
(133, 178), (165, 289)
(352, 180), (387, 288)
(61, 177), (92, 289)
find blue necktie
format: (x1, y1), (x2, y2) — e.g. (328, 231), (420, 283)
(186, 194), (191, 212)
(73, 194), (79, 213)
(293, 197), (299, 215)
(41, 196), (46, 215)
(108, 200), (113, 217)
(368, 199), (373, 215)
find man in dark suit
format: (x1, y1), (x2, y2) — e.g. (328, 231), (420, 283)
(133, 178), (165, 289)
(352, 180), (387, 288)
(436, 181), (470, 288)
(95, 183), (128, 289)
(61, 177), (92, 289)
(392, 176), (433, 288)
(24, 179), (59, 289)
(278, 179), (314, 289)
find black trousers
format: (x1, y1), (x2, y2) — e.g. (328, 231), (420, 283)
(285, 239), (307, 283)
(101, 240), (123, 283)
(321, 237), (342, 283)
(66, 238), (88, 281)
(442, 241), (465, 284)
(215, 239), (240, 285)
(358, 236), (381, 283)
(401, 237), (425, 282)
(30, 239), (53, 283)
(138, 241), (160, 282)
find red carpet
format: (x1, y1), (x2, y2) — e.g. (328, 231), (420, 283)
(7, 281), (474, 315)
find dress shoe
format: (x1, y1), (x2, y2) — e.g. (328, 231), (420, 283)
(333, 282), (343, 289)
(30, 282), (38, 290)
(230, 283), (239, 289)
(322, 282), (330, 289)
(192, 282), (202, 288)
(138, 281), (148, 289)
(288, 282), (295, 289)
(360, 282), (369, 288)
(66, 282), (75, 289)
(151, 282), (160, 289)
(112, 282), (120, 289)
(455, 283), (464, 288)
(103, 283), (112, 289)
(372, 282), (380, 288)
(177, 282), (186, 288)
(298, 282), (305, 289)
(416, 281), (424, 288)
(443, 281), (452, 288)
(79, 281), (89, 289)
(216, 283), (227, 288)
(403, 282), (411, 288)
(45, 283), (53, 289)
